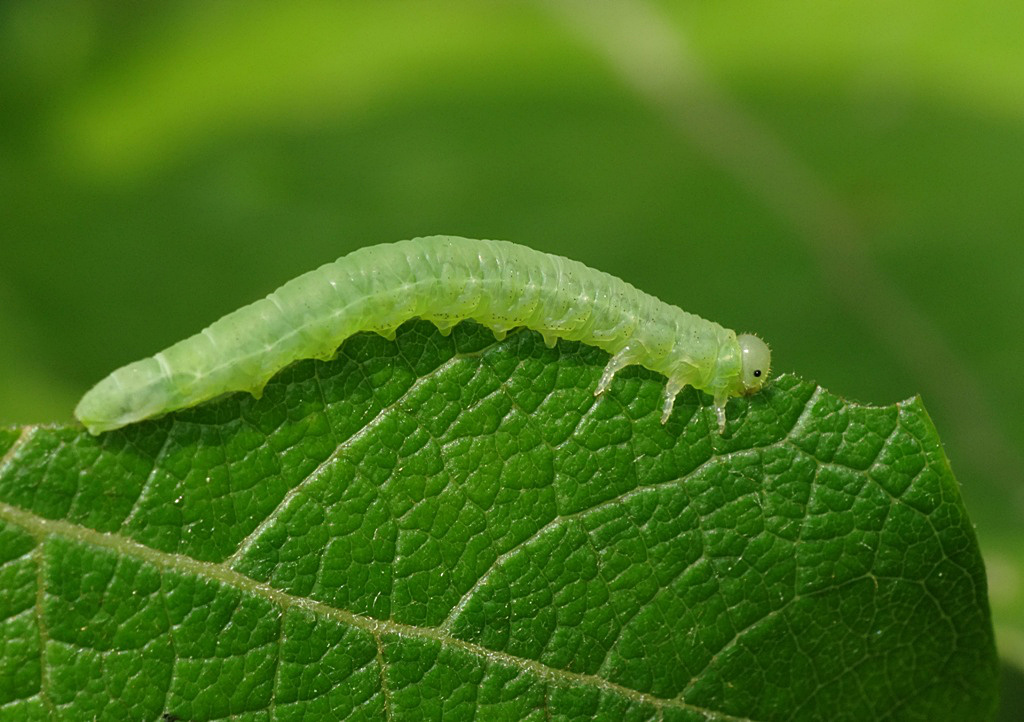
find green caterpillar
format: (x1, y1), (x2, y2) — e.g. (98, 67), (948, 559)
(75, 236), (771, 434)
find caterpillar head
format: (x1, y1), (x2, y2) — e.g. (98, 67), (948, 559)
(737, 333), (771, 394)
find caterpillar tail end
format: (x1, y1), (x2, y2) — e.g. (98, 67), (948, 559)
(74, 358), (176, 436)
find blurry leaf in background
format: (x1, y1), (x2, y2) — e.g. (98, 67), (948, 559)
(0, 0), (1021, 707)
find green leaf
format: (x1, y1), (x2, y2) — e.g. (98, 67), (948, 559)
(0, 322), (998, 720)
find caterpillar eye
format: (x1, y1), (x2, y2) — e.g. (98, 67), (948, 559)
(737, 333), (771, 394)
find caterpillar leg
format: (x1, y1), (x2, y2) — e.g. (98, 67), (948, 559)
(661, 379), (687, 424)
(713, 398), (728, 434)
(595, 346), (637, 396)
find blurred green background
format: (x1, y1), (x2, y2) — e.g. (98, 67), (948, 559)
(1, 0), (1021, 703)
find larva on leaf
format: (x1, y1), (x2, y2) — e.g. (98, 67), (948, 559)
(74, 236), (771, 435)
